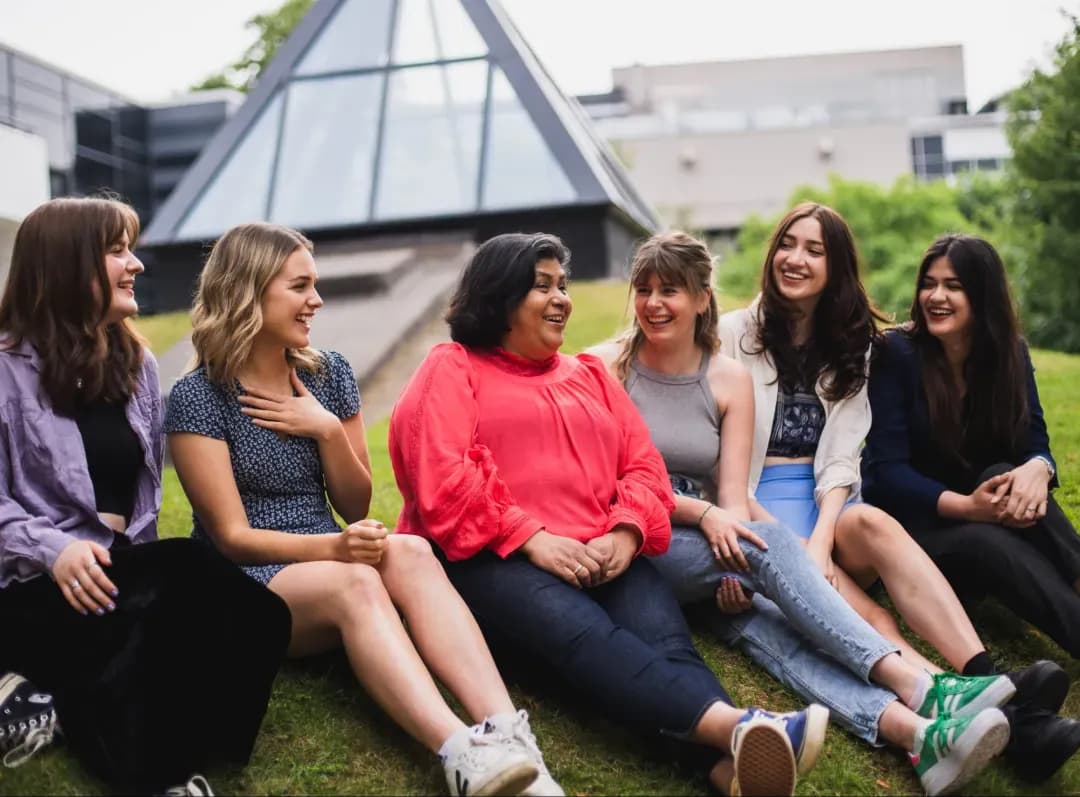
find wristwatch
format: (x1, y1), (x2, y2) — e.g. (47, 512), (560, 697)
(1032, 455), (1056, 480)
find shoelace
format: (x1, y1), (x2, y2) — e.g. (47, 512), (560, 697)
(3, 721), (56, 768)
(164, 774), (215, 796)
(510, 711), (541, 757)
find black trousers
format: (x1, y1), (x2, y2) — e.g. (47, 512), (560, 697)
(0, 538), (291, 791)
(909, 463), (1080, 658)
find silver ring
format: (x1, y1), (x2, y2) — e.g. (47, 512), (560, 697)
(70, 579), (81, 590)
(573, 564), (584, 575)
(88, 562), (100, 570)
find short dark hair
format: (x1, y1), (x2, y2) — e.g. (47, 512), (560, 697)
(446, 233), (570, 348)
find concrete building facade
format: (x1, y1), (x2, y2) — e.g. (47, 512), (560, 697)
(583, 45), (1010, 232)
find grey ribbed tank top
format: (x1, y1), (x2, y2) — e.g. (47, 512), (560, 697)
(627, 353), (720, 502)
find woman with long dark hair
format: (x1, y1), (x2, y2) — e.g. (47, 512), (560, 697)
(0, 197), (290, 794)
(863, 234), (1080, 658)
(719, 203), (1000, 673)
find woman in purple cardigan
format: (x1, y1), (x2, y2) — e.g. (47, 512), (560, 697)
(0, 198), (290, 794)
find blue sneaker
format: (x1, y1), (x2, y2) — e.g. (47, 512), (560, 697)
(730, 704), (828, 795)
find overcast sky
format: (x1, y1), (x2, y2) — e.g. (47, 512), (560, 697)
(0, 0), (1074, 109)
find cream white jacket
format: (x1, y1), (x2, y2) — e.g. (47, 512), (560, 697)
(718, 297), (869, 505)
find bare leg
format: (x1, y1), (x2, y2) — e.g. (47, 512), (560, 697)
(377, 535), (516, 722)
(834, 505), (982, 672)
(877, 701), (919, 751)
(690, 701), (745, 751)
(833, 566), (942, 675)
(709, 757), (735, 795)
(269, 560), (465, 752)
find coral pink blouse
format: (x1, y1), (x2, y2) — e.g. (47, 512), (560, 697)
(389, 343), (674, 561)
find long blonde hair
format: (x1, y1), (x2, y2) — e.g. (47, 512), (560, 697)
(189, 222), (322, 385)
(612, 231), (720, 384)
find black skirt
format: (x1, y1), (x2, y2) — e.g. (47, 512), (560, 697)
(0, 537), (291, 791)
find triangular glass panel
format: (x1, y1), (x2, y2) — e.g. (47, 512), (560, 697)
(430, 0), (486, 60)
(375, 60), (486, 219)
(270, 73), (384, 229)
(176, 91), (283, 239)
(481, 66), (575, 210)
(392, 0), (439, 65)
(295, 0), (394, 76)
(393, 0), (486, 65)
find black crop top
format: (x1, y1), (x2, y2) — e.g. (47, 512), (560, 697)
(74, 399), (142, 522)
(766, 381), (825, 458)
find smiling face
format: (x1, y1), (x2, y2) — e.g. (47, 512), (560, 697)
(918, 255), (973, 344)
(771, 216), (829, 311)
(633, 272), (709, 347)
(501, 258), (572, 359)
(257, 246), (323, 350)
(102, 230), (145, 325)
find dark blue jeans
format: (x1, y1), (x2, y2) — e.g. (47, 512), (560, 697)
(441, 551), (732, 739)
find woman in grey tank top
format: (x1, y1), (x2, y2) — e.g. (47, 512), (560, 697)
(590, 232), (1023, 797)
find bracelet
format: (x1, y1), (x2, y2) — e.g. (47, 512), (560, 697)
(1031, 455), (1056, 480)
(697, 503), (715, 526)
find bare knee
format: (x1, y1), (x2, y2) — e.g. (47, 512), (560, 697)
(842, 505), (905, 551)
(384, 533), (439, 574)
(334, 562), (390, 616)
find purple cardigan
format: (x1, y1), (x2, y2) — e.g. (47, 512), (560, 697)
(0, 338), (163, 587)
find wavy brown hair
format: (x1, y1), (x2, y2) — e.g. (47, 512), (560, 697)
(0, 197), (145, 415)
(750, 202), (887, 401)
(613, 231), (719, 383)
(908, 234), (1028, 466)
(189, 223), (322, 386)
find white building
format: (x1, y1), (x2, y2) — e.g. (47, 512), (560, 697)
(582, 45), (1009, 232)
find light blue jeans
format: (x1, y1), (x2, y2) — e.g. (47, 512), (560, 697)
(650, 521), (898, 743)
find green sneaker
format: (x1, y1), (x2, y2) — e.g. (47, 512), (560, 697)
(910, 708), (1010, 796)
(916, 673), (1015, 720)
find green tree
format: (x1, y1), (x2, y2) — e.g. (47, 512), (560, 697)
(192, 0), (314, 92)
(1004, 15), (1080, 351)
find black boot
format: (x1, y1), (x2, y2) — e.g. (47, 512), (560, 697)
(1002, 702), (1080, 782)
(1007, 660), (1070, 714)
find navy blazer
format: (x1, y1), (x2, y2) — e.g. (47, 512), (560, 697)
(862, 329), (1057, 530)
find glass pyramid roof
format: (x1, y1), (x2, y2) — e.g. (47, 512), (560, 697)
(143, 0), (657, 244)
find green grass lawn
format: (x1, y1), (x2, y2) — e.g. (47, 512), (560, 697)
(3, 282), (1079, 796)
(132, 310), (192, 355)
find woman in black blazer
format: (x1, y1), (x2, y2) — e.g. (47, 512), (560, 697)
(864, 234), (1080, 658)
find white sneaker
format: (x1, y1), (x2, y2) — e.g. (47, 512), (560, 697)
(441, 724), (538, 796)
(164, 775), (214, 796)
(484, 710), (565, 796)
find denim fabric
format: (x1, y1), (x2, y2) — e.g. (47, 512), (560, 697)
(441, 552), (731, 739)
(650, 523), (898, 743)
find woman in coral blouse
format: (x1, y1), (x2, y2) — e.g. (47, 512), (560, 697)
(390, 233), (829, 797)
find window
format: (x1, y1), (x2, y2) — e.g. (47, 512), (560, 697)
(271, 74), (384, 227)
(375, 61), (486, 218)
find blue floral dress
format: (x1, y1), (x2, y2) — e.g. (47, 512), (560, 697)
(164, 351), (361, 585)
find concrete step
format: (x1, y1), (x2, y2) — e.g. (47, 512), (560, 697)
(155, 237), (472, 396)
(306, 232), (469, 299)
